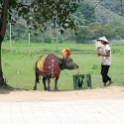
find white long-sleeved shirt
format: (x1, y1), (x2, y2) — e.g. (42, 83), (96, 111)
(102, 44), (112, 65)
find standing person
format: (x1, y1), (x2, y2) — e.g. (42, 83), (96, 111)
(97, 36), (113, 87)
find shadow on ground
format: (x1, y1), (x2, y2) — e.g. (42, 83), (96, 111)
(0, 85), (29, 94)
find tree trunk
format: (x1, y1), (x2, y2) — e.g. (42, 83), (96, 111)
(0, 42), (5, 86)
(0, 0), (9, 86)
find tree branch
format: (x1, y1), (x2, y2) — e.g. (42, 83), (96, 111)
(0, 0), (9, 42)
(118, 0), (122, 8)
(91, 0), (102, 10)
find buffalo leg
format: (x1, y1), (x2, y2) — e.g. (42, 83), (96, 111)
(47, 78), (51, 91)
(54, 76), (59, 91)
(33, 80), (37, 90)
(34, 71), (40, 90)
(42, 77), (47, 91)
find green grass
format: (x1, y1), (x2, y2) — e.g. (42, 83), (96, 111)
(2, 42), (124, 90)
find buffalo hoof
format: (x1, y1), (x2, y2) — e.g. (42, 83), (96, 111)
(44, 87), (48, 91)
(48, 87), (50, 91)
(33, 87), (37, 90)
(54, 87), (59, 91)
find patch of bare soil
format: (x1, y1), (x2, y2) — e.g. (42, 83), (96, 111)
(0, 86), (124, 102)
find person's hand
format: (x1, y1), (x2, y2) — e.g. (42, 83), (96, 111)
(97, 53), (101, 56)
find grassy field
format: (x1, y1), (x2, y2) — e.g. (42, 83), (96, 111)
(1, 42), (124, 90)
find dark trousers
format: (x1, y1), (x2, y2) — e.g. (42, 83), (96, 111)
(101, 65), (111, 83)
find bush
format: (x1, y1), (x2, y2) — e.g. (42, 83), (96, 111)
(112, 48), (120, 54)
(44, 35), (52, 43)
(91, 64), (99, 70)
(94, 25), (115, 39)
(75, 26), (92, 43)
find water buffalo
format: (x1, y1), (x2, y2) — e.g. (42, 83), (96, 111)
(33, 53), (78, 91)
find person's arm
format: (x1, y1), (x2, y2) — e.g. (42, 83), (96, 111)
(98, 50), (110, 57)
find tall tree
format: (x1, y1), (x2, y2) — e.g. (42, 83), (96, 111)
(0, 0), (83, 86)
(0, 0), (9, 85)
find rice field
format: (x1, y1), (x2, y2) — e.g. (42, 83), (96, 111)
(2, 42), (124, 90)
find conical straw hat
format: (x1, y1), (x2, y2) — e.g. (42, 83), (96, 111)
(98, 36), (108, 43)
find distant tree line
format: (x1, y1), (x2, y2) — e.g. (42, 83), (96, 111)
(4, 2), (124, 44)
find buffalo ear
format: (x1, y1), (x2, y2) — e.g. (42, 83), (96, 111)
(58, 57), (68, 64)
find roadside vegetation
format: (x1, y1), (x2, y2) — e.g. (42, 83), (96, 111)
(1, 1), (124, 90)
(2, 42), (124, 90)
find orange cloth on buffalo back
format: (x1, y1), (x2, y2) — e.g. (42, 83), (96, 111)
(36, 54), (61, 78)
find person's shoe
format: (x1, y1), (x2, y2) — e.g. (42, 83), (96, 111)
(102, 83), (106, 88)
(107, 80), (113, 86)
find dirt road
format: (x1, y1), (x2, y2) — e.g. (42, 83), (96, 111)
(0, 86), (124, 102)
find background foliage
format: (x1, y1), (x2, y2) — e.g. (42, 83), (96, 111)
(4, 1), (124, 44)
